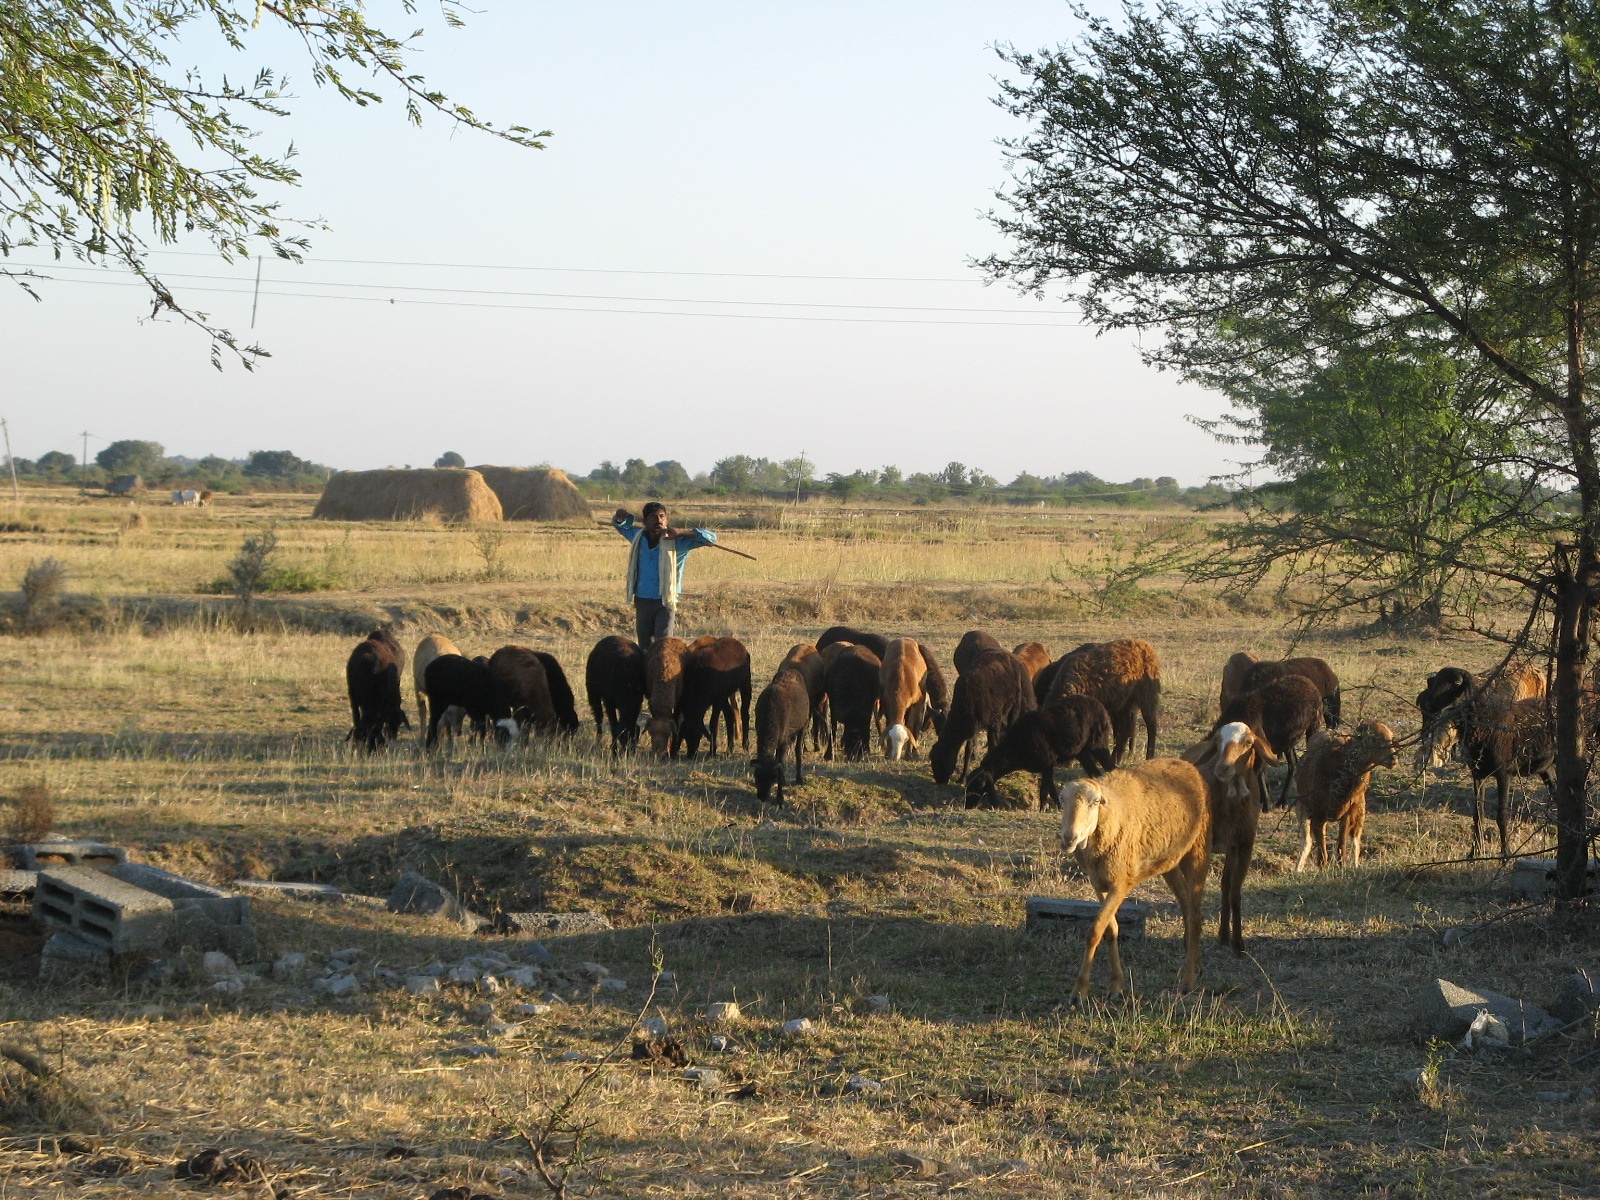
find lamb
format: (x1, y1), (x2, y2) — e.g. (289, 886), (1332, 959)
(1293, 721), (1398, 871)
(953, 629), (1004, 675)
(879, 637), (932, 760)
(412, 633), (462, 732)
(824, 643), (882, 760)
(422, 654), (518, 749)
(644, 637), (692, 756)
(1044, 638), (1162, 762)
(751, 668), (811, 801)
(1216, 674), (1323, 809)
(1012, 641), (1052, 682)
(1242, 656), (1342, 728)
(585, 635), (646, 752)
(929, 647), (1037, 785)
(1217, 651), (1260, 716)
(776, 643), (832, 756)
(677, 636), (752, 757)
(964, 694), (1115, 811)
(1182, 722), (1275, 954)
(817, 625), (891, 659)
(1423, 695), (1554, 858)
(1058, 759), (1210, 1001)
(346, 629), (409, 752)
(486, 645), (559, 735)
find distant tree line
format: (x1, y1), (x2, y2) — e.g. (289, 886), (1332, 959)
(576, 454), (1231, 508)
(9, 440), (331, 492)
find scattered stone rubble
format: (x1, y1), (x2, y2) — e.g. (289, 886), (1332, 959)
(1415, 978), (1563, 1045)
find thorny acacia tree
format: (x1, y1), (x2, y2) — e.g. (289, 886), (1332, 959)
(1, 2), (545, 363)
(987, 0), (1600, 897)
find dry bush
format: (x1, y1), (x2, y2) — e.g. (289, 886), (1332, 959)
(228, 526), (279, 614)
(120, 508), (147, 533)
(21, 557), (67, 627)
(7, 780), (54, 844)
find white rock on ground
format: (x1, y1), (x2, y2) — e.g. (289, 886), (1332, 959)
(639, 1017), (668, 1039)
(704, 1002), (742, 1023)
(579, 962), (610, 979)
(485, 1019), (521, 1038)
(510, 1003), (551, 1016)
(866, 995), (891, 1013)
(315, 973), (361, 997)
(447, 964), (481, 984)
(683, 1067), (722, 1088)
(599, 978), (628, 993)
(272, 953), (308, 977)
(202, 952), (239, 979)
(782, 1018), (814, 1036)
(405, 977), (441, 995)
(211, 978), (246, 997)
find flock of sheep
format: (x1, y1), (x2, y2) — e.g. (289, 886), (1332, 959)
(342, 623), (1556, 1001)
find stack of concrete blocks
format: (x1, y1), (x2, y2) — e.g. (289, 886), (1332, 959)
(1510, 858), (1599, 900)
(30, 860), (255, 978)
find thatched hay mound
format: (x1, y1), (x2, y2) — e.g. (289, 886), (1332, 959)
(473, 466), (592, 522)
(312, 469), (502, 523)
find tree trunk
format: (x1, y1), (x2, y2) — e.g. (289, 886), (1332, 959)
(1549, 547), (1594, 900)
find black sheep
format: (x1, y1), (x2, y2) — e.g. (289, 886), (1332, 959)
(964, 695), (1116, 810)
(1033, 658), (1065, 705)
(930, 648), (1037, 785)
(586, 635), (646, 752)
(952, 629), (1004, 675)
(1242, 656), (1342, 729)
(531, 650), (581, 735)
(1216, 674), (1324, 809)
(825, 643), (882, 760)
(817, 625), (891, 660)
(917, 641), (950, 735)
(424, 654), (518, 749)
(677, 637), (753, 757)
(345, 629), (409, 752)
(487, 646), (558, 734)
(752, 668), (811, 801)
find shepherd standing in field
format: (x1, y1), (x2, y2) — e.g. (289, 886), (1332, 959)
(612, 502), (719, 651)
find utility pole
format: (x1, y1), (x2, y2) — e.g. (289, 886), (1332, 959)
(80, 430), (92, 493)
(1, 418), (17, 504)
(250, 259), (263, 329)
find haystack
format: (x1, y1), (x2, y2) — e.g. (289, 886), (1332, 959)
(472, 466), (592, 522)
(312, 469), (503, 523)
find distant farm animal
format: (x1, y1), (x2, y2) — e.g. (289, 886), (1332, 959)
(423, 654), (518, 749)
(413, 634), (463, 733)
(817, 625), (891, 660)
(776, 643), (832, 757)
(930, 648), (1037, 785)
(1421, 693), (1555, 858)
(1217, 651), (1260, 716)
(586, 635), (646, 752)
(644, 637), (692, 756)
(486, 646), (559, 735)
(1242, 657), (1342, 729)
(1294, 721), (1398, 871)
(1058, 759), (1210, 1002)
(953, 629), (1004, 675)
(825, 643), (883, 760)
(199, 490), (213, 506)
(1012, 642), (1051, 682)
(677, 637), (752, 757)
(752, 668), (811, 802)
(1044, 639), (1162, 763)
(1216, 674), (1324, 809)
(964, 694), (1115, 811)
(879, 638), (933, 761)
(345, 629), (409, 752)
(170, 489), (202, 507)
(1183, 722), (1274, 954)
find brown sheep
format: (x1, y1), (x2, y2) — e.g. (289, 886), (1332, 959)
(1422, 694), (1554, 858)
(1044, 638), (1162, 762)
(413, 633), (462, 734)
(1294, 721), (1398, 870)
(1058, 758), (1210, 1001)
(953, 629), (1004, 675)
(777, 643), (831, 756)
(1217, 651), (1259, 717)
(347, 630), (409, 752)
(1183, 722), (1275, 954)
(644, 636), (691, 756)
(1242, 656), (1342, 728)
(1415, 664), (1547, 770)
(677, 636), (752, 757)
(1216, 674), (1324, 809)
(929, 648), (1037, 784)
(879, 637), (931, 760)
(1012, 642), (1052, 682)
(817, 625), (890, 659)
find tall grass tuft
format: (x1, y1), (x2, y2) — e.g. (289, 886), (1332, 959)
(21, 557), (67, 628)
(6, 779), (55, 844)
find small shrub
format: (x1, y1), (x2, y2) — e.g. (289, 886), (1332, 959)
(5, 780), (53, 845)
(227, 526), (279, 612)
(472, 527), (511, 582)
(21, 558), (68, 628)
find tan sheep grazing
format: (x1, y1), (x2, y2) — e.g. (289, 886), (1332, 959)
(1294, 721), (1398, 871)
(1217, 651), (1260, 717)
(644, 636), (692, 756)
(1183, 722), (1275, 954)
(1012, 642), (1052, 681)
(1045, 638), (1162, 762)
(1058, 758), (1210, 1001)
(413, 634), (463, 734)
(879, 637), (931, 760)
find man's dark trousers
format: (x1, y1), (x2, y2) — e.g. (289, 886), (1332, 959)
(635, 598), (674, 651)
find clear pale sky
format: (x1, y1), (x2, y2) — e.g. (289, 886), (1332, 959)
(6, 1), (1240, 485)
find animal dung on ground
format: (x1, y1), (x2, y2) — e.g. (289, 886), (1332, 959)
(471, 465), (591, 521)
(631, 1037), (688, 1066)
(1025, 896), (1147, 940)
(312, 468), (503, 523)
(173, 1148), (268, 1184)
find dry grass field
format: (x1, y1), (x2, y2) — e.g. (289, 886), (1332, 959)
(0, 489), (1595, 1199)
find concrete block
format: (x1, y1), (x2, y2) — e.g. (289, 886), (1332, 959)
(1025, 896), (1147, 940)
(387, 872), (483, 930)
(1415, 978), (1559, 1044)
(38, 930), (111, 980)
(0, 869), (37, 898)
(6, 841), (125, 872)
(34, 866), (175, 953)
(232, 879), (342, 902)
(1509, 858), (1599, 900)
(498, 911), (614, 936)
(111, 863), (256, 958)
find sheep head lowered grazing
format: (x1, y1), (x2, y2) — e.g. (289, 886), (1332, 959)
(1057, 759), (1210, 1002)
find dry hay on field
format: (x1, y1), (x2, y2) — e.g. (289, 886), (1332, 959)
(311, 468), (503, 523)
(472, 465), (592, 521)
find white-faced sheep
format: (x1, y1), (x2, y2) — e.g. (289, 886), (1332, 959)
(1294, 721), (1398, 870)
(964, 694), (1115, 811)
(1183, 722), (1275, 954)
(1058, 758), (1210, 1001)
(1216, 674), (1324, 809)
(1044, 638), (1162, 762)
(879, 637), (932, 761)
